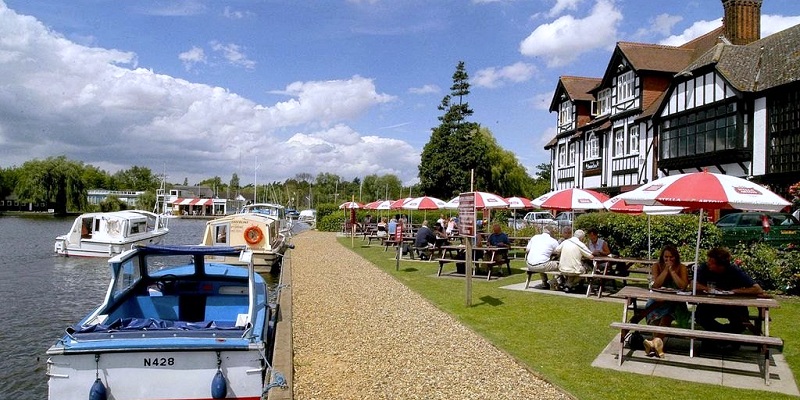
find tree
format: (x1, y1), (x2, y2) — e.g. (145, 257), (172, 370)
(229, 173), (240, 196)
(113, 166), (160, 191)
(82, 165), (115, 190)
(530, 163), (552, 198)
(15, 156), (87, 215)
(0, 166), (18, 201)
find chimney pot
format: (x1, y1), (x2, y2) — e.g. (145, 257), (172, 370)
(722, 0), (762, 45)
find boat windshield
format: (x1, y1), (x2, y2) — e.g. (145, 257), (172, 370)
(111, 256), (142, 301)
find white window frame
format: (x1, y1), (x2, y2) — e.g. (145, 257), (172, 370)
(613, 128), (625, 156)
(586, 132), (599, 159)
(558, 144), (567, 166)
(558, 100), (573, 126)
(568, 142), (576, 165)
(617, 71), (635, 102)
(628, 125), (640, 154)
(598, 88), (611, 115)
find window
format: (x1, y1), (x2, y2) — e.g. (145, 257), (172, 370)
(558, 144), (567, 166)
(215, 225), (229, 244)
(586, 133), (599, 159)
(613, 128), (625, 156)
(598, 89), (611, 115)
(660, 101), (739, 159)
(559, 100), (573, 126)
(628, 125), (639, 154)
(617, 71), (635, 102)
(568, 142), (576, 165)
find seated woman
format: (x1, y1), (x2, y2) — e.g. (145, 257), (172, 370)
(376, 217), (388, 237)
(643, 244), (689, 358)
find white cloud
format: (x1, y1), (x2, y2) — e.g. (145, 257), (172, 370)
(634, 13), (682, 39)
(408, 84), (440, 95)
(0, 6), (418, 184)
(532, 91), (555, 110)
(760, 14), (800, 37)
(210, 41), (256, 69)
(520, 0), (622, 67)
(178, 46), (206, 70)
(136, 0), (207, 16)
(546, 0), (584, 18)
(473, 62), (536, 88)
(222, 6), (254, 19)
(659, 18), (720, 46)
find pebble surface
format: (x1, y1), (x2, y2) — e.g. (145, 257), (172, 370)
(290, 231), (573, 400)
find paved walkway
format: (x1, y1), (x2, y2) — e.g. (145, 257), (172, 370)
(288, 231), (572, 399)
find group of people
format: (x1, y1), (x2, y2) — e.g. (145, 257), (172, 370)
(525, 226), (765, 357)
(413, 217), (456, 260)
(524, 226), (600, 293)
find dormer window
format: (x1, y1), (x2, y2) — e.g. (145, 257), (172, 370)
(597, 89), (611, 116)
(558, 100), (573, 126)
(617, 70), (635, 102)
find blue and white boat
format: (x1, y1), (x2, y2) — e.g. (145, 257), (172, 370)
(45, 245), (283, 400)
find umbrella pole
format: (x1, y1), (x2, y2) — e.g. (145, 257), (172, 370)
(689, 209), (704, 358)
(647, 215), (651, 259)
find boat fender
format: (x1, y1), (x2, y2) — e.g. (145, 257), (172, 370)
(244, 226), (263, 245)
(89, 378), (107, 400)
(211, 370), (228, 399)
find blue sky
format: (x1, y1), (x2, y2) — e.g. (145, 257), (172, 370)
(2, 0), (800, 187)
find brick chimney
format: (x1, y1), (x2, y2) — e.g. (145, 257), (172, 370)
(722, 0), (762, 45)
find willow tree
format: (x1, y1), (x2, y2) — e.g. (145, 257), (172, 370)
(15, 156), (87, 215)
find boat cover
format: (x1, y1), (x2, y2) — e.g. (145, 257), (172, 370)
(77, 317), (241, 333)
(135, 244), (246, 256)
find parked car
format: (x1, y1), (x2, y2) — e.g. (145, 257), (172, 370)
(519, 211), (556, 229)
(715, 211), (800, 248)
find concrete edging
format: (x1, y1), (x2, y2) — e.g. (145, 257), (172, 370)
(266, 248), (294, 400)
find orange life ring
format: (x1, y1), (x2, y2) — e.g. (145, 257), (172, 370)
(243, 226), (263, 245)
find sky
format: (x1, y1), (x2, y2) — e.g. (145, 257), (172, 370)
(2, 0), (800, 187)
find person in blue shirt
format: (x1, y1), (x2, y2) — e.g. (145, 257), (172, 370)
(695, 247), (764, 336)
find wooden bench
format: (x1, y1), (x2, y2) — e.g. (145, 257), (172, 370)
(436, 258), (511, 281)
(610, 322), (783, 385)
(581, 273), (649, 298)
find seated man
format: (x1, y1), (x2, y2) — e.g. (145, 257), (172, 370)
(696, 247), (764, 336)
(525, 226), (560, 289)
(554, 229), (594, 292)
(486, 223), (511, 264)
(414, 220), (437, 260)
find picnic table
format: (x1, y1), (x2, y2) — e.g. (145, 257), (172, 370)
(435, 244), (512, 281)
(611, 286), (782, 384)
(583, 256), (657, 298)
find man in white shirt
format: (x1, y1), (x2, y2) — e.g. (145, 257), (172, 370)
(524, 226), (560, 289)
(555, 229), (594, 292)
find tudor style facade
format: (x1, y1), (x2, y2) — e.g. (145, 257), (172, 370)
(544, 0), (800, 198)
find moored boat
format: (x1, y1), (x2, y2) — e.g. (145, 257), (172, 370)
(239, 203), (291, 233)
(200, 212), (291, 273)
(45, 245), (281, 400)
(54, 210), (170, 258)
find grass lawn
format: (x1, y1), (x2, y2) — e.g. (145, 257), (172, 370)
(337, 237), (800, 400)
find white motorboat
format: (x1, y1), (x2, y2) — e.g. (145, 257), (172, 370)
(200, 212), (291, 273)
(54, 210), (170, 257)
(45, 245), (284, 400)
(239, 203), (291, 233)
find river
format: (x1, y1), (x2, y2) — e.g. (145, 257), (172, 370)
(0, 214), (294, 399)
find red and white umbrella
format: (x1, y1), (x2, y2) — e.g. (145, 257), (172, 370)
(506, 196), (534, 209)
(364, 200), (394, 210)
(402, 196), (446, 210)
(603, 197), (684, 215)
(338, 201), (364, 209)
(615, 171), (790, 212)
(442, 192), (509, 209)
(532, 188), (609, 211)
(389, 197), (413, 210)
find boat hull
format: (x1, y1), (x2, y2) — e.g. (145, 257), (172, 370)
(54, 232), (168, 257)
(47, 349), (264, 400)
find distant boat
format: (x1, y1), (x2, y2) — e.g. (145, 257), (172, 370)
(200, 212), (291, 273)
(45, 245), (280, 400)
(54, 210), (170, 257)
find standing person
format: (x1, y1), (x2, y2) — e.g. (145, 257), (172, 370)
(695, 247), (764, 341)
(445, 216), (458, 236)
(642, 245), (689, 358)
(525, 226), (560, 289)
(554, 229), (594, 292)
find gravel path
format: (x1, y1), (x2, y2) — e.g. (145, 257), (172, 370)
(291, 231), (572, 400)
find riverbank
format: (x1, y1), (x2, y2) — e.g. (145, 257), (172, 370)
(282, 230), (570, 399)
